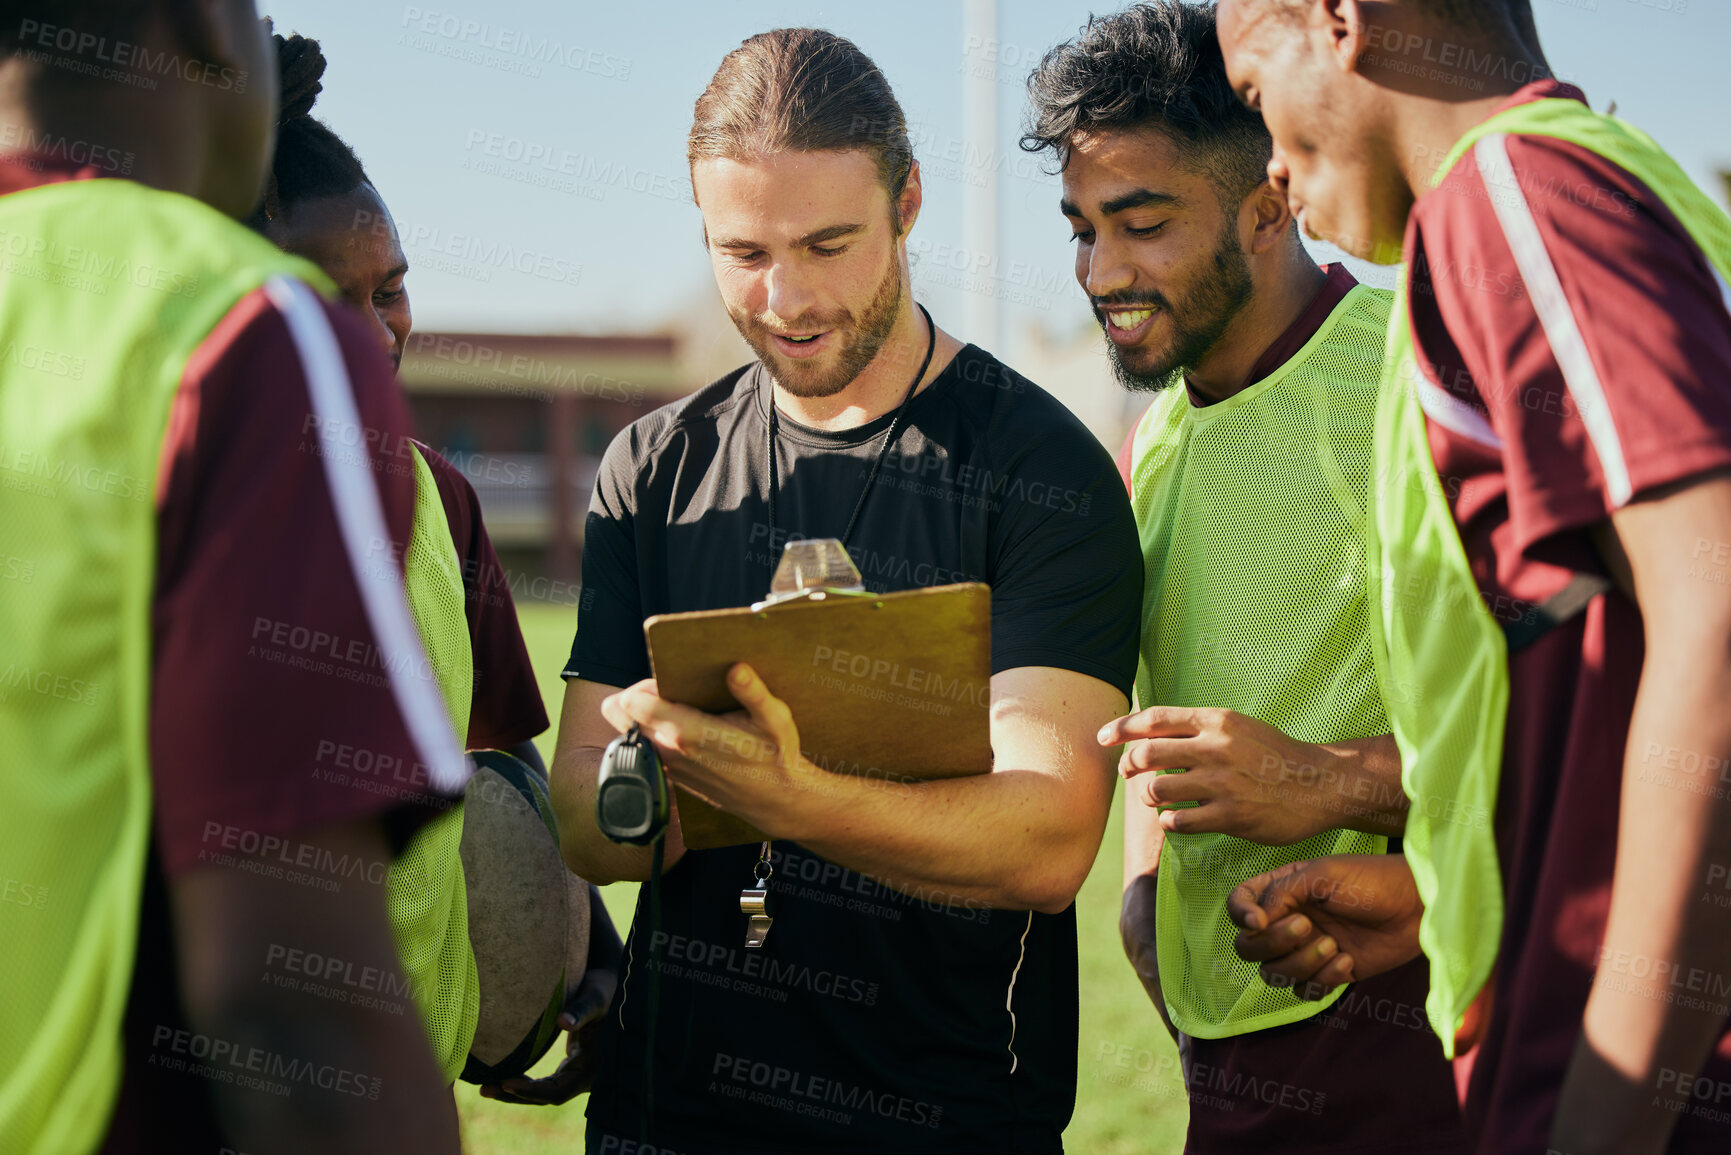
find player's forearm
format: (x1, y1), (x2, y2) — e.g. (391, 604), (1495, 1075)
(772, 763), (1110, 914)
(550, 744), (666, 884)
(1121, 781), (1176, 1029)
(1121, 872), (1178, 1039)
(1123, 774), (1165, 888)
(171, 824), (459, 1154)
(1317, 734), (1409, 837)
(191, 978), (460, 1152)
(1558, 628), (1731, 1151)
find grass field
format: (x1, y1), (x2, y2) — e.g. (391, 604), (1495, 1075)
(452, 602), (1188, 1153)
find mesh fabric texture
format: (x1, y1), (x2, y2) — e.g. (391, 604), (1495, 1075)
(1131, 284), (1395, 1038)
(386, 445), (480, 1083)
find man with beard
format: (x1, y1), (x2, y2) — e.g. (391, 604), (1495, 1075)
(549, 26), (1141, 1155)
(1021, 5), (1465, 1153)
(1215, 1), (1731, 1152)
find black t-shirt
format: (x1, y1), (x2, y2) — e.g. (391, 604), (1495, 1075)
(566, 344), (1141, 1154)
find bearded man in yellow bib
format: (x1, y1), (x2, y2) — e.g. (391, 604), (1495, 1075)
(1025, 4), (1465, 1153)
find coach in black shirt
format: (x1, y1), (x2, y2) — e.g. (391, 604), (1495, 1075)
(543, 28), (1140, 1155)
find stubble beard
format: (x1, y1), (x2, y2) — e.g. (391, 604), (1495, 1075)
(731, 253), (906, 400)
(1100, 225), (1255, 394)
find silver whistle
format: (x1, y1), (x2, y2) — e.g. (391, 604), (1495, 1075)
(741, 881), (773, 949)
(742, 842), (774, 949)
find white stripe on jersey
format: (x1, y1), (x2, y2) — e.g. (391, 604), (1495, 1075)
(1006, 911), (1033, 1074)
(263, 275), (471, 795)
(1475, 133), (1633, 506)
(1416, 373), (1506, 453)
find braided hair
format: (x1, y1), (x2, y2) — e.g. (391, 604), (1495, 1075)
(247, 28), (370, 229)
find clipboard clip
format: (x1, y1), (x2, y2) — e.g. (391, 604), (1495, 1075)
(751, 538), (871, 612)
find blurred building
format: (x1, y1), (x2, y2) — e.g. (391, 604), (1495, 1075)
(399, 331), (683, 586)
(1003, 321), (1150, 455)
(397, 305), (1144, 602)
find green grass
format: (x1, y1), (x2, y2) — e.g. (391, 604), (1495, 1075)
(455, 603), (1187, 1153)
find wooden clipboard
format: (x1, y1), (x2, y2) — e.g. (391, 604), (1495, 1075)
(644, 582), (992, 849)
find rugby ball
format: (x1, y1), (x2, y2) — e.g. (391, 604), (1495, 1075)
(458, 749), (591, 1084)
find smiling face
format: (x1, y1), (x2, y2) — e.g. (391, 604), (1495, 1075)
(1216, 0), (1410, 263)
(693, 149), (913, 399)
(1061, 128), (1254, 391)
(265, 182), (412, 368)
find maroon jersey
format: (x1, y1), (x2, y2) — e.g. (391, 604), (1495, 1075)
(1, 157), (470, 1149)
(1406, 80), (1731, 1152)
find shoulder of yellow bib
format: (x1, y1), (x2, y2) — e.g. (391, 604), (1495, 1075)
(1381, 94), (1731, 1057)
(0, 177), (342, 1151)
(1, 177), (336, 289)
(1431, 98), (1651, 189)
(1431, 97), (1731, 273)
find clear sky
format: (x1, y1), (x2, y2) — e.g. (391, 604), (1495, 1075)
(261, 0), (1729, 346)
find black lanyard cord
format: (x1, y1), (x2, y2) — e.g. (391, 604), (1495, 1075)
(764, 303), (937, 561)
(644, 306), (935, 1143)
(639, 834), (663, 1144)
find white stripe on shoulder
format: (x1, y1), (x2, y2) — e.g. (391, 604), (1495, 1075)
(1417, 373), (1505, 452)
(1474, 133), (1632, 506)
(263, 276), (471, 795)
(1005, 911), (1033, 1074)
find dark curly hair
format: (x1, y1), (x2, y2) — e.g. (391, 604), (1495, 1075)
(246, 24), (369, 229)
(1020, 1), (1270, 205)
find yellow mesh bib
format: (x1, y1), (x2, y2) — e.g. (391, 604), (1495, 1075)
(388, 445), (479, 1084)
(0, 180), (332, 1153)
(1132, 284), (1394, 1038)
(1376, 97), (1731, 1050)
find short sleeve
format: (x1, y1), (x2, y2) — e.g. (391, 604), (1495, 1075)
(149, 289), (458, 876)
(417, 447), (550, 750)
(1115, 424), (1138, 494)
(1417, 134), (1731, 553)
(562, 423), (650, 688)
(986, 421), (1143, 696)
